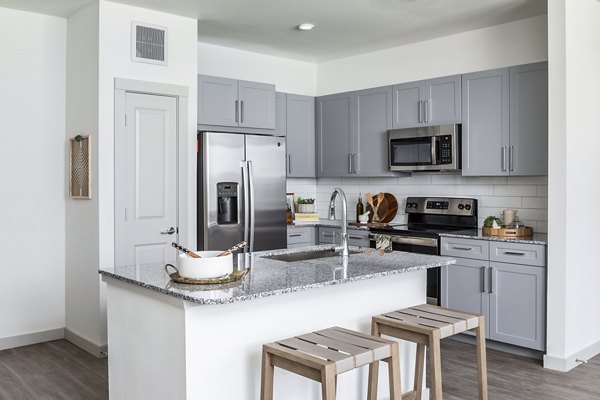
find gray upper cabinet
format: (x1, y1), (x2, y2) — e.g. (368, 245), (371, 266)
(489, 262), (546, 351)
(392, 75), (461, 129)
(354, 86), (395, 176)
(462, 68), (510, 176)
(197, 75), (275, 130)
(461, 62), (548, 176)
(274, 92), (286, 137)
(238, 80), (275, 129)
(509, 62), (548, 176)
(317, 87), (399, 177)
(316, 92), (354, 177)
(197, 75), (238, 127)
(286, 94), (315, 178)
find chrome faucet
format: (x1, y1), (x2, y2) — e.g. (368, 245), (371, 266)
(329, 188), (349, 257)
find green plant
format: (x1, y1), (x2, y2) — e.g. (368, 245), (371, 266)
(483, 216), (502, 228)
(297, 197), (315, 205)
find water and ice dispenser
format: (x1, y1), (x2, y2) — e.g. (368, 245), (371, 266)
(217, 182), (238, 225)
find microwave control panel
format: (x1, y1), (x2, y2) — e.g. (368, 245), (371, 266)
(439, 135), (452, 164)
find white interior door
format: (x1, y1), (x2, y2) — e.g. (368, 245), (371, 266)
(117, 92), (178, 266)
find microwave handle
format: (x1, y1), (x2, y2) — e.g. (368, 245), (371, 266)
(431, 136), (437, 165)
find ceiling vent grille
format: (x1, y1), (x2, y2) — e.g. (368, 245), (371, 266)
(131, 22), (168, 65)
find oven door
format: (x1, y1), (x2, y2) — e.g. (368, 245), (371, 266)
(369, 234), (441, 305)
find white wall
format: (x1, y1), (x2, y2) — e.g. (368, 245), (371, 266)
(65, 2), (102, 351)
(545, 0), (600, 371)
(317, 15), (548, 95)
(0, 7), (66, 346)
(198, 42), (318, 96)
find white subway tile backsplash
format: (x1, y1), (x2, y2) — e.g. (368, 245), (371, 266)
(479, 196), (522, 208)
(419, 185), (456, 196)
(455, 185), (494, 196)
(397, 174), (432, 184)
(522, 197), (548, 209)
(537, 186), (548, 197)
(493, 185), (537, 197)
(465, 176), (509, 185)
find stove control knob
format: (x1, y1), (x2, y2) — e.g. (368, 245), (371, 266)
(458, 204), (465, 210)
(465, 204), (472, 211)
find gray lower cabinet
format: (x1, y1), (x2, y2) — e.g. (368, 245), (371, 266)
(317, 86), (397, 177)
(392, 74), (461, 129)
(318, 227), (369, 247)
(198, 75), (275, 130)
(461, 62), (548, 176)
(440, 237), (546, 351)
(286, 94), (316, 177)
(318, 227), (341, 245)
(287, 227), (316, 248)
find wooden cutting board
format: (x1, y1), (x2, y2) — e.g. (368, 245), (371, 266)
(365, 193), (398, 223)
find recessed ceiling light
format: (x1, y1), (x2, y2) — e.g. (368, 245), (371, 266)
(298, 23), (315, 31)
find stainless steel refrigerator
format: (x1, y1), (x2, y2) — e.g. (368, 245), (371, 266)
(197, 131), (287, 252)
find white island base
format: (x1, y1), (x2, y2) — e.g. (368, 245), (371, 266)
(103, 270), (431, 400)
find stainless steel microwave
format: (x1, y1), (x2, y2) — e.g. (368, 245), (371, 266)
(388, 124), (461, 172)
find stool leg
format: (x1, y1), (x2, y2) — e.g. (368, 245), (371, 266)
(260, 348), (274, 400)
(367, 321), (381, 400)
(414, 343), (425, 400)
(476, 316), (488, 400)
(387, 342), (402, 400)
(428, 331), (442, 400)
(321, 365), (336, 400)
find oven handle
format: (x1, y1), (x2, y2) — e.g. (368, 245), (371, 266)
(368, 234), (438, 248)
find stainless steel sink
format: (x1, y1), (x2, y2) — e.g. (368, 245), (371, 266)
(264, 249), (361, 263)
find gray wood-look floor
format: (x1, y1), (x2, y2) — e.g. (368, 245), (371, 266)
(0, 340), (107, 400)
(0, 339), (598, 399)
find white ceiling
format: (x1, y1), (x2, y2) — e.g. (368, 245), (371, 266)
(1, 0), (547, 62)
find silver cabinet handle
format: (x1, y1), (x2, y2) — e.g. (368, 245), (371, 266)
(348, 154), (352, 174)
(287, 154), (292, 174)
(509, 145), (514, 171)
(490, 267), (496, 294)
(502, 146), (507, 171)
(349, 236), (365, 240)
(452, 246), (473, 251)
(481, 266), (487, 293)
(323, 233), (334, 238)
(418, 100), (423, 123)
(425, 99), (430, 123)
(235, 100), (239, 123)
(288, 233), (302, 238)
(504, 251), (526, 256)
(353, 153), (359, 174)
(240, 100), (244, 124)
(161, 227), (175, 235)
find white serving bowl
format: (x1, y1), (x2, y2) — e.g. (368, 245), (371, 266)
(177, 251), (233, 279)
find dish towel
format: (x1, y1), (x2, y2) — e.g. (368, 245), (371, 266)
(374, 234), (392, 252)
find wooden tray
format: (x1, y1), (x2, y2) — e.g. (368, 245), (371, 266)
(365, 193), (398, 223)
(482, 226), (533, 237)
(164, 264), (249, 284)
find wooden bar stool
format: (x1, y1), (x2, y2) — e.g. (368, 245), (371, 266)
(368, 304), (488, 400)
(261, 326), (402, 400)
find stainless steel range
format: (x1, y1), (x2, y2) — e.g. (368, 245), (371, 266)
(369, 197), (478, 305)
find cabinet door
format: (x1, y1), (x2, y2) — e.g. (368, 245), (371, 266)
(274, 92), (287, 137)
(424, 75), (462, 125)
(353, 86), (395, 177)
(286, 94), (316, 177)
(509, 62), (548, 176)
(461, 68), (510, 176)
(392, 81), (424, 129)
(441, 257), (490, 334)
(347, 229), (369, 247)
(489, 262), (546, 350)
(318, 227), (341, 245)
(197, 75), (238, 127)
(238, 80), (276, 129)
(316, 93), (354, 177)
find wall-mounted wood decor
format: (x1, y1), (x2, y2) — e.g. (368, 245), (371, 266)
(69, 135), (91, 199)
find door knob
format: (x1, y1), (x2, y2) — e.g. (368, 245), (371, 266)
(161, 227), (176, 235)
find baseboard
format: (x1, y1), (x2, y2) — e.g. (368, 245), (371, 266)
(64, 328), (108, 359)
(0, 328), (64, 351)
(448, 334), (544, 360)
(544, 339), (600, 372)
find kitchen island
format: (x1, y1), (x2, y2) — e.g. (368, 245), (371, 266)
(100, 246), (455, 400)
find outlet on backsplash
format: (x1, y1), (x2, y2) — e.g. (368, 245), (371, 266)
(287, 173), (548, 233)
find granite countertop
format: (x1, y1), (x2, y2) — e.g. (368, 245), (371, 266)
(439, 230), (547, 245)
(99, 245), (456, 305)
(288, 219), (371, 230)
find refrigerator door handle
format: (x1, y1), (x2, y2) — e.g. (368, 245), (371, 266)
(247, 160), (256, 253)
(242, 161), (250, 252)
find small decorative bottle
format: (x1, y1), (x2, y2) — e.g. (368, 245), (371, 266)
(356, 193), (364, 223)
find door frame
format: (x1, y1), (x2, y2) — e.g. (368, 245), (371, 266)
(114, 78), (190, 266)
